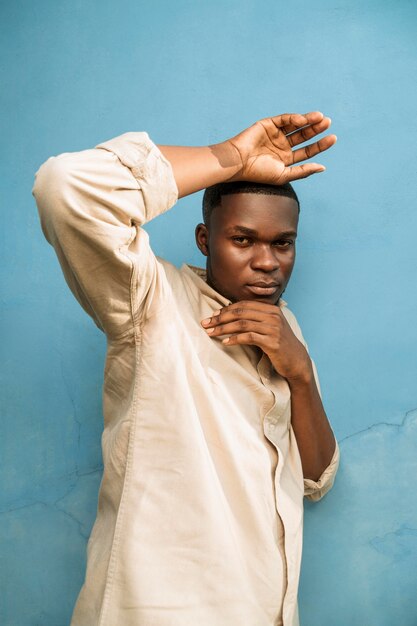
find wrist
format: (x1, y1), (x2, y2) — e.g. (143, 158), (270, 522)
(286, 361), (315, 389)
(210, 140), (244, 181)
(158, 141), (243, 198)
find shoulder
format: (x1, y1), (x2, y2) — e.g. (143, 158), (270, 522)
(157, 257), (182, 280)
(155, 258), (193, 300)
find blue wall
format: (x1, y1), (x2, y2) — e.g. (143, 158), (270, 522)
(1, 1), (417, 624)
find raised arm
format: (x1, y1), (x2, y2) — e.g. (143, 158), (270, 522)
(33, 133), (178, 338)
(159, 111), (336, 197)
(33, 112), (336, 338)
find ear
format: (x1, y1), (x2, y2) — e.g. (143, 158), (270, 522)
(195, 223), (209, 257)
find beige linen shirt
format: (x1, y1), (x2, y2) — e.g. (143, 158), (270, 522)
(33, 132), (339, 626)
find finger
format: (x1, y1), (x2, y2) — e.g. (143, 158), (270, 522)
(222, 331), (269, 348)
(268, 111), (323, 131)
(201, 302), (281, 327)
(286, 117), (332, 148)
(291, 134), (337, 164)
(270, 111), (324, 131)
(283, 162), (327, 182)
(269, 113), (307, 129)
(205, 319), (275, 338)
(281, 112), (330, 136)
(223, 300), (282, 315)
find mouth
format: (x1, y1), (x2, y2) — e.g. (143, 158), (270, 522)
(245, 282), (280, 297)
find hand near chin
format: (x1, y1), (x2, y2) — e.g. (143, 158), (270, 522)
(201, 300), (312, 383)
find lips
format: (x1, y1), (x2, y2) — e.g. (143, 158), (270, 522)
(246, 281), (280, 296)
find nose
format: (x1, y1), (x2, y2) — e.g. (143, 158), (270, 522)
(250, 245), (280, 272)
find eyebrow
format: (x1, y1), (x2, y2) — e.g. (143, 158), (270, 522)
(225, 225), (297, 238)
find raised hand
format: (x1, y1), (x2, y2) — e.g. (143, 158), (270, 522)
(158, 111), (336, 198)
(228, 111), (336, 184)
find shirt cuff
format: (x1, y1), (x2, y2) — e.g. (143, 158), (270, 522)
(96, 132), (178, 223)
(303, 441), (340, 502)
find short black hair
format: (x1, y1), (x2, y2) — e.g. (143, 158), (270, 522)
(202, 181), (300, 225)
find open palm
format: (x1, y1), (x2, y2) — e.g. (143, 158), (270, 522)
(229, 112), (336, 184)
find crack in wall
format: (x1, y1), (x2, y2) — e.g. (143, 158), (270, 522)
(369, 525), (417, 562)
(0, 466), (102, 515)
(0, 500), (49, 515)
(339, 407), (417, 445)
(1, 469), (102, 540)
(53, 500), (91, 540)
(56, 346), (82, 459)
(4, 403), (417, 549)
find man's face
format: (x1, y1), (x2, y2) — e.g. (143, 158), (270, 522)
(195, 192), (299, 304)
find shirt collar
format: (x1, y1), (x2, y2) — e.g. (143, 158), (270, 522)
(181, 264), (287, 309)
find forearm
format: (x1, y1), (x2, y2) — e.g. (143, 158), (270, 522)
(158, 141), (241, 198)
(288, 365), (336, 481)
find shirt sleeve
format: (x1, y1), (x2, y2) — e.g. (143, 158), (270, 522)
(33, 132), (178, 339)
(303, 440), (340, 501)
(281, 305), (340, 501)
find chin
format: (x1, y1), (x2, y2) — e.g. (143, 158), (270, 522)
(254, 296), (281, 305)
(237, 293), (282, 306)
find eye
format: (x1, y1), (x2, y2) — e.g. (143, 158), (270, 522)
(232, 236), (251, 245)
(273, 239), (294, 248)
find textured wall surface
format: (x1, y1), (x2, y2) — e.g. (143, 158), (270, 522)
(1, 1), (417, 625)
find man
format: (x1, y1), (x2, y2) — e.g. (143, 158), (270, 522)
(33, 111), (339, 626)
